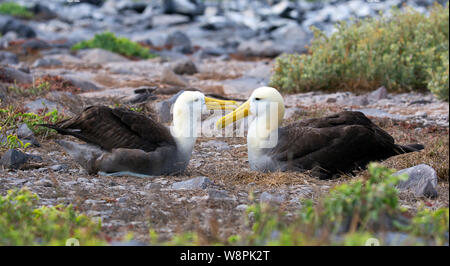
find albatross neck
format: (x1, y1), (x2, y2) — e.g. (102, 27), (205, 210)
(247, 110), (283, 153)
(172, 109), (198, 158)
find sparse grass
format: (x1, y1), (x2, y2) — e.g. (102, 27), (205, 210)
(0, 188), (105, 246)
(149, 164), (449, 246)
(0, 2), (33, 19)
(72, 32), (157, 59)
(7, 81), (50, 98)
(270, 3), (449, 101)
(7, 75), (85, 98)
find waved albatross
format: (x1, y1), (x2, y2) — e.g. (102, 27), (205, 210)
(41, 91), (236, 177)
(216, 86), (424, 179)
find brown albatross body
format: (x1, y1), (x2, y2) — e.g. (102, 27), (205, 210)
(42, 91), (236, 176)
(216, 87), (424, 179)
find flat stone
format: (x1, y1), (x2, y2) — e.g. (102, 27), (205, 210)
(368, 86), (388, 101)
(172, 59), (198, 75)
(200, 140), (230, 151)
(165, 31), (192, 54)
(0, 149), (29, 169)
(17, 123), (40, 147)
(171, 176), (213, 190)
(32, 58), (62, 68)
(0, 65), (33, 84)
(63, 75), (100, 92)
(394, 164), (438, 198)
(260, 192), (285, 205)
(356, 108), (408, 121)
(78, 48), (129, 64)
(235, 204), (248, 211)
(161, 67), (189, 87)
(207, 189), (231, 200)
(0, 51), (18, 64)
(25, 98), (62, 114)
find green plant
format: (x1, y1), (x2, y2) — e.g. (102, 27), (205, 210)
(148, 164), (448, 246)
(72, 32), (156, 59)
(0, 188), (105, 245)
(0, 130), (31, 150)
(0, 2), (33, 19)
(407, 206), (449, 245)
(270, 3), (449, 101)
(0, 106), (66, 137)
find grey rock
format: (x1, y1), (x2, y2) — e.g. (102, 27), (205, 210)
(356, 108), (408, 121)
(165, 31), (192, 54)
(63, 75), (100, 92)
(116, 1), (148, 14)
(0, 65), (32, 84)
(0, 51), (18, 65)
(343, 95), (369, 106)
(156, 50), (190, 62)
(237, 39), (282, 58)
(0, 31), (18, 47)
(35, 178), (53, 187)
(163, 0), (205, 18)
(172, 59), (198, 75)
(25, 98), (62, 114)
(171, 176), (213, 190)
(30, 3), (58, 20)
(368, 86), (388, 101)
(161, 67), (189, 87)
(77, 177), (90, 183)
(271, 1), (296, 18)
(394, 164), (438, 198)
(196, 47), (228, 59)
(235, 204), (248, 211)
(49, 164), (67, 171)
(0, 149), (28, 169)
(415, 111), (428, 118)
(32, 58), (62, 68)
(21, 39), (52, 52)
(17, 124), (40, 147)
(260, 192), (285, 205)
(200, 140), (230, 151)
(17, 124), (33, 139)
(270, 23), (312, 54)
(145, 182), (161, 191)
(0, 15), (36, 38)
(78, 48), (129, 64)
(207, 189), (231, 200)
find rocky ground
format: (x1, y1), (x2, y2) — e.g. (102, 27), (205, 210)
(0, 0), (449, 244)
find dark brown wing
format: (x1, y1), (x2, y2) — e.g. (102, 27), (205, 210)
(268, 111), (407, 177)
(41, 106), (175, 152)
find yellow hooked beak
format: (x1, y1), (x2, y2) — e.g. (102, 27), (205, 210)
(205, 97), (237, 111)
(215, 99), (250, 129)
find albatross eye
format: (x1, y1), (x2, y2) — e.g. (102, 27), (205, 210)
(255, 97), (261, 101)
(194, 98), (199, 102)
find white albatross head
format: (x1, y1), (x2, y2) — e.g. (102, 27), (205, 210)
(215, 86), (285, 130)
(171, 91), (236, 155)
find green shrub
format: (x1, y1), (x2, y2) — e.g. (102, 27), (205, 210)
(407, 206), (449, 245)
(72, 32), (156, 59)
(0, 188), (105, 246)
(270, 4), (449, 101)
(0, 2), (32, 19)
(149, 164), (448, 246)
